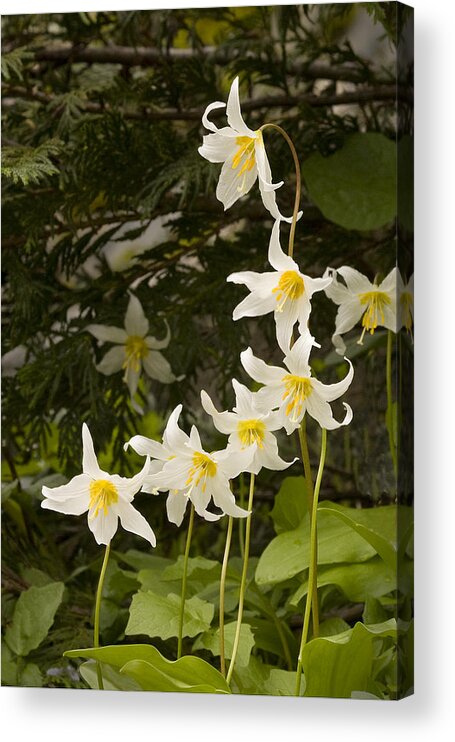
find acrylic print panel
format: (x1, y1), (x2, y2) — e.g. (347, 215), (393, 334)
(1, 2), (414, 699)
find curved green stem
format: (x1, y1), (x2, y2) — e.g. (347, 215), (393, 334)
(295, 429), (327, 697)
(226, 473), (255, 686)
(177, 503), (195, 659)
(386, 330), (398, 478)
(297, 420), (319, 637)
(260, 122), (301, 257)
(219, 515), (234, 677)
(94, 542), (111, 691)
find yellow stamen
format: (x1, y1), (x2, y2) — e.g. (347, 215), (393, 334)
(89, 479), (119, 518)
(237, 419), (266, 449)
(231, 132), (262, 194)
(358, 290), (391, 342)
(281, 375), (313, 422)
(185, 452), (217, 494)
(272, 270), (305, 312)
(123, 335), (148, 374)
(400, 291), (413, 334)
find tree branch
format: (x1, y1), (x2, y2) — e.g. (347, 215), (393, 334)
(33, 43), (387, 84)
(2, 83), (405, 122)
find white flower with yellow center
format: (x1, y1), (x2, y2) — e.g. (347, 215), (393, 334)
(398, 271), (414, 338)
(323, 266), (397, 355)
(124, 405), (220, 526)
(241, 333), (353, 435)
(198, 77), (301, 223)
(228, 221), (332, 352)
(41, 423), (155, 546)
(87, 293), (176, 402)
(201, 379), (294, 475)
(147, 424), (254, 521)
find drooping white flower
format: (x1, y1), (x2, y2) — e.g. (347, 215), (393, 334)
(227, 221), (332, 352)
(198, 77), (301, 223)
(41, 423), (155, 546)
(146, 423), (254, 522)
(397, 271), (414, 337)
(323, 266), (397, 355)
(241, 332), (353, 435)
(124, 405), (220, 526)
(87, 293), (176, 404)
(201, 379), (294, 475)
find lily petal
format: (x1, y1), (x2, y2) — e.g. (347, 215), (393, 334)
(311, 358), (354, 402)
(125, 294), (149, 337)
(143, 351), (175, 384)
(41, 493), (88, 516)
(198, 131), (238, 163)
(124, 434), (164, 459)
(42, 472), (91, 502)
(115, 499), (156, 547)
(201, 100), (226, 133)
(87, 507), (118, 545)
(306, 394), (353, 430)
(268, 220), (297, 272)
(166, 491), (189, 526)
(241, 347), (284, 386)
(232, 290), (277, 321)
(87, 324), (127, 344)
(337, 266), (373, 295)
(97, 345), (125, 375)
(226, 77), (255, 137)
(200, 390), (238, 434)
(216, 157), (258, 210)
(82, 423), (104, 479)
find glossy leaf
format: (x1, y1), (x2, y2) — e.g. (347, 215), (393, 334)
(5, 581), (65, 656)
(193, 621), (254, 667)
(256, 510), (375, 586)
(125, 590), (214, 640)
(65, 643), (230, 694)
(270, 476), (308, 534)
(302, 133), (397, 230)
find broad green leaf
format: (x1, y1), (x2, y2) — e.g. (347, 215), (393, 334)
(21, 567), (55, 588)
(289, 556), (408, 606)
(270, 476), (308, 534)
(302, 620), (398, 698)
(125, 590), (214, 640)
(268, 668), (303, 696)
(1, 641), (17, 685)
(65, 643), (230, 694)
(232, 655), (270, 695)
(5, 581), (65, 656)
(115, 549), (172, 573)
(318, 618), (351, 637)
(256, 510), (375, 586)
(363, 596), (390, 625)
(19, 663), (43, 687)
(302, 133), (397, 231)
(79, 660), (142, 691)
(163, 555), (221, 584)
(318, 501), (408, 571)
(193, 621), (255, 667)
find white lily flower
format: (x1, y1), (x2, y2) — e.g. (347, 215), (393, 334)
(227, 221), (332, 352)
(201, 379), (294, 475)
(199, 77), (301, 223)
(41, 423), (155, 546)
(124, 405), (220, 526)
(87, 293), (176, 403)
(241, 333), (353, 435)
(323, 266), (397, 355)
(398, 271), (414, 337)
(147, 422), (254, 522)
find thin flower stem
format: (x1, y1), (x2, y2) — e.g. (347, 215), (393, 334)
(297, 420), (319, 637)
(295, 428), (327, 697)
(177, 503), (195, 659)
(226, 473), (256, 686)
(386, 330), (398, 477)
(238, 473), (245, 559)
(219, 515), (234, 677)
(94, 542), (111, 691)
(260, 123), (301, 258)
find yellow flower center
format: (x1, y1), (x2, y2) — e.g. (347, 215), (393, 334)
(89, 479), (119, 518)
(237, 419), (266, 449)
(123, 335), (148, 373)
(281, 374), (313, 421)
(231, 132), (262, 194)
(185, 452), (217, 493)
(400, 291), (413, 333)
(272, 270), (305, 312)
(358, 290), (391, 343)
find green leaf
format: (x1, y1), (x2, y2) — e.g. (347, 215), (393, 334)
(79, 660), (142, 691)
(1, 641), (18, 685)
(302, 620), (398, 698)
(302, 133), (397, 230)
(65, 644), (230, 694)
(289, 556), (408, 606)
(270, 476), (308, 534)
(268, 668), (303, 696)
(256, 510), (375, 587)
(125, 590), (214, 640)
(193, 621), (255, 667)
(19, 663), (43, 688)
(5, 582), (65, 656)
(318, 501), (408, 571)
